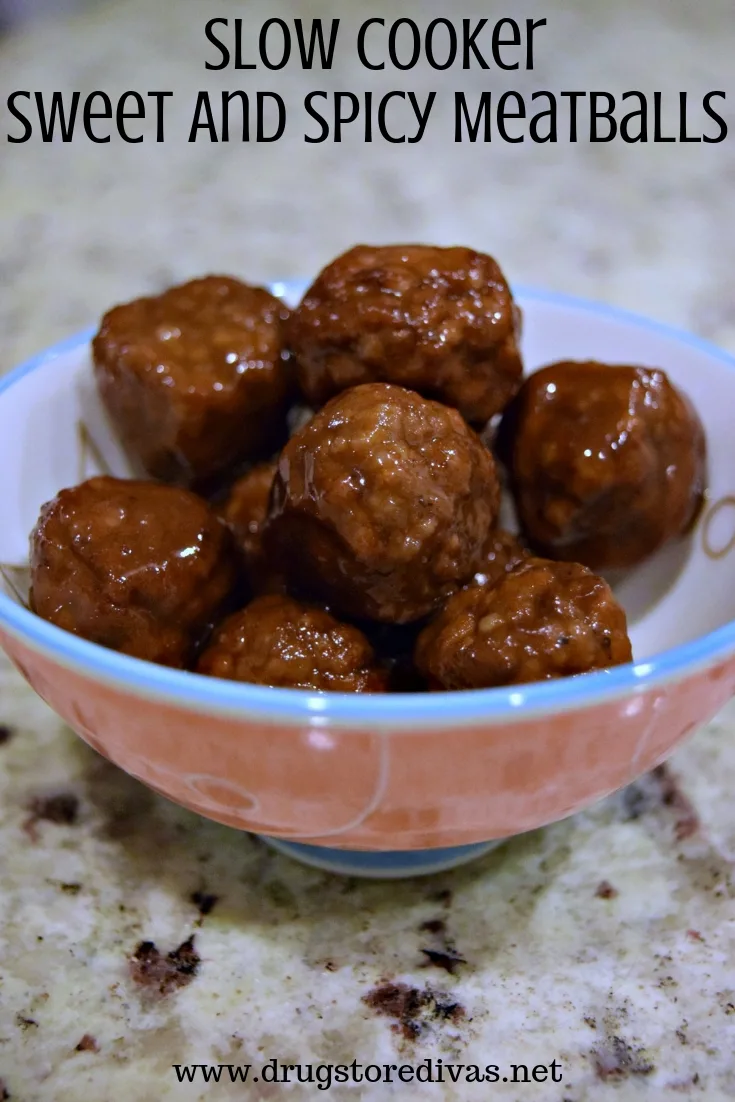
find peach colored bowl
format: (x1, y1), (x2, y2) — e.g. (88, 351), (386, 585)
(2, 283), (735, 877)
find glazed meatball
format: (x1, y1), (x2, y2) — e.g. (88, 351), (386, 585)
(197, 594), (386, 692)
(219, 461), (284, 594)
(264, 383), (500, 623)
(289, 244), (523, 424)
(470, 528), (529, 589)
(501, 361), (706, 571)
(416, 558), (632, 690)
(93, 276), (292, 488)
(30, 476), (238, 667)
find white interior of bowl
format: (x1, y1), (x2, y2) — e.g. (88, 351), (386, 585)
(1, 283), (734, 665)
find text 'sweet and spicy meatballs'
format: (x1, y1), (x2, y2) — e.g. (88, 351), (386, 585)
(416, 557), (632, 690)
(288, 244), (523, 424)
(197, 594), (387, 692)
(30, 476), (238, 667)
(264, 383), (500, 623)
(92, 276), (292, 488)
(500, 361), (706, 571)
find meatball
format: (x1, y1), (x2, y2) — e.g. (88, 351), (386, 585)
(289, 244), (523, 424)
(30, 476), (238, 667)
(501, 361), (706, 571)
(92, 276), (292, 488)
(416, 558), (632, 690)
(219, 461), (284, 594)
(470, 528), (529, 589)
(264, 383), (500, 623)
(197, 594), (386, 692)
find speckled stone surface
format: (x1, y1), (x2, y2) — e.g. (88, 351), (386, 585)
(1, 0), (735, 1099)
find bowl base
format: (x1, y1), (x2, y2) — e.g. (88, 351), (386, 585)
(257, 836), (501, 878)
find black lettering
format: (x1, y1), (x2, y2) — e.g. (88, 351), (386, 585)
(83, 91), (112, 143)
(561, 91), (585, 142)
(205, 18), (230, 70)
(382, 1064), (397, 1083)
(415, 1059), (435, 1083)
(304, 91), (329, 142)
(378, 91), (405, 143)
(357, 18), (384, 70)
(497, 91), (525, 142)
(6, 91), (32, 143)
(257, 92), (285, 141)
(455, 91), (491, 142)
(590, 91), (616, 141)
(294, 18), (339, 69)
(148, 92), (172, 141)
(511, 1064), (530, 1083)
(334, 1065), (349, 1083)
(350, 1061), (364, 1084)
(620, 91), (647, 142)
(222, 91), (249, 141)
(436, 1059), (445, 1084)
(116, 91), (144, 143)
(425, 19), (457, 70)
(407, 91), (435, 143)
(364, 90), (373, 141)
(188, 91), (218, 141)
(530, 91), (557, 142)
(200, 1066), (223, 1082)
(315, 1065), (331, 1090)
(654, 91), (676, 142)
(295, 1066), (313, 1083)
(550, 1060), (563, 1083)
(526, 17), (547, 69)
(260, 18), (291, 70)
(398, 1066), (414, 1082)
(466, 1065), (483, 1083)
(533, 1065), (549, 1082)
(335, 92), (360, 141)
(35, 91), (80, 142)
(703, 91), (727, 143)
(364, 1065), (381, 1083)
(226, 1066), (250, 1082)
(492, 18), (521, 70)
(462, 18), (488, 68)
(389, 18), (420, 70)
(679, 91), (700, 142)
(261, 1060), (277, 1084)
(484, 1065), (501, 1082)
(234, 19), (255, 69)
(446, 1065), (463, 1083)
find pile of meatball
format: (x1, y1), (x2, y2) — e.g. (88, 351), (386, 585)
(29, 245), (707, 693)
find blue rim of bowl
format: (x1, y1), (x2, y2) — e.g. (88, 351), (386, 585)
(1, 283), (735, 727)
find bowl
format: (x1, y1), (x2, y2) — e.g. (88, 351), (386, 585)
(1, 282), (735, 879)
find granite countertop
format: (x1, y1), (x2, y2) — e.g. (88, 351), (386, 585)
(1, 1), (735, 1099)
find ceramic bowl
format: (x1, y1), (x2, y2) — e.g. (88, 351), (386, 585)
(1, 283), (735, 879)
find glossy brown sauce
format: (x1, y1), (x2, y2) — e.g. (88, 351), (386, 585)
(28, 251), (709, 691)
